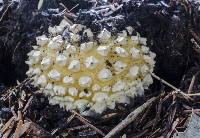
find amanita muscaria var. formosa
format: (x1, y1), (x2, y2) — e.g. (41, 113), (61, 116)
(26, 19), (156, 115)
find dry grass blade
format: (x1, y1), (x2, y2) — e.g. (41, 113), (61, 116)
(104, 97), (157, 138)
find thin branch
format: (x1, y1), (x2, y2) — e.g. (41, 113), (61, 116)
(104, 97), (157, 138)
(187, 93), (200, 96)
(187, 75), (195, 94)
(22, 96), (33, 114)
(69, 4), (79, 12)
(151, 73), (193, 100)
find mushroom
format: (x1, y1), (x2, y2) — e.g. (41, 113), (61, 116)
(26, 19), (156, 115)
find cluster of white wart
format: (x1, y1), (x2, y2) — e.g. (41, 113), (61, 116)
(26, 19), (156, 115)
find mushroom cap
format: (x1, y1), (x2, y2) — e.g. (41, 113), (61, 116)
(26, 20), (156, 115)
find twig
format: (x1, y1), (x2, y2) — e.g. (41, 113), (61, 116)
(13, 120), (23, 138)
(104, 97), (157, 138)
(59, 3), (70, 12)
(166, 118), (179, 138)
(153, 98), (163, 129)
(64, 12), (77, 19)
(151, 73), (193, 100)
(63, 16), (73, 25)
(72, 111), (105, 136)
(186, 93), (200, 96)
(17, 100), (23, 121)
(184, 109), (200, 113)
(22, 96), (33, 113)
(69, 4), (79, 12)
(51, 112), (76, 135)
(101, 113), (118, 120)
(0, 2), (12, 22)
(151, 73), (180, 92)
(0, 117), (15, 133)
(11, 106), (17, 119)
(187, 75), (195, 94)
(71, 110), (92, 123)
